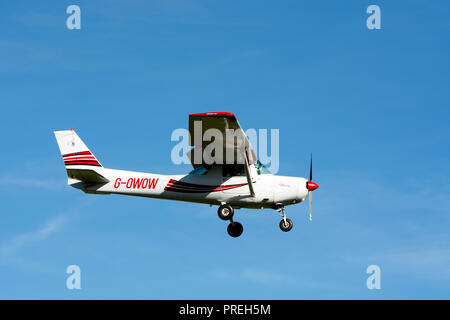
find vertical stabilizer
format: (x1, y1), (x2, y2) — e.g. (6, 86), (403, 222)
(54, 129), (103, 168)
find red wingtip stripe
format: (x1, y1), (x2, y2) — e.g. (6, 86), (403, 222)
(189, 112), (235, 117)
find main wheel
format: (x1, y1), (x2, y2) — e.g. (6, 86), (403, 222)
(218, 204), (234, 221)
(227, 221), (244, 238)
(279, 218), (293, 232)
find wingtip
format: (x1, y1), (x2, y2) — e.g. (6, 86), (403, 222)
(190, 112), (235, 117)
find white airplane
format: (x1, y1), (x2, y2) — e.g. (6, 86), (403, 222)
(54, 112), (318, 237)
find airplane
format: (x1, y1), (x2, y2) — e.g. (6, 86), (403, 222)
(54, 112), (319, 237)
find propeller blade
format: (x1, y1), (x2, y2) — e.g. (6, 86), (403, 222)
(307, 153), (316, 221)
(309, 191), (312, 221)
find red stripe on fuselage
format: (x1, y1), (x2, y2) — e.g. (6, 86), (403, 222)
(164, 180), (247, 193)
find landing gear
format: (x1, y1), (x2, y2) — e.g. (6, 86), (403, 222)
(279, 218), (293, 232)
(218, 204), (243, 237)
(218, 204), (234, 221)
(276, 206), (293, 232)
(227, 221), (244, 238)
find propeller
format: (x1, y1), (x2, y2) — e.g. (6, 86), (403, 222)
(306, 153), (319, 221)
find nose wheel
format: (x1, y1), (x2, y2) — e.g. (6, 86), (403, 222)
(277, 206), (293, 232)
(279, 218), (293, 232)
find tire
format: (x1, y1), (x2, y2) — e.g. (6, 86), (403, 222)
(227, 222), (244, 238)
(279, 218), (293, 232)
(218, 204), (234, 221)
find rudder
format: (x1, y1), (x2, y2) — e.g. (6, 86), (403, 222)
(54, 129), (103, 168)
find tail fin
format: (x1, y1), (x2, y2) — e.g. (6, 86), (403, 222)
(54, 129), (109, 187)
(54, 129), (103, 168)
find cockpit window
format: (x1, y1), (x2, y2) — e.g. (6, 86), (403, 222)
(189, 166), (208, 175)
(222, 165), (246, 177)
(191, 162), (270, 176)
(254, 160), (271, 175)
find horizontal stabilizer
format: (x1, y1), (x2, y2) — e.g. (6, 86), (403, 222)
(67, 169), (109, 184)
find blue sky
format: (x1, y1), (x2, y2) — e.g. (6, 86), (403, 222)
(0, 0), (449, 299)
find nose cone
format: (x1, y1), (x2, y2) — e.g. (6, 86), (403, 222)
(307, 181), (319, 191)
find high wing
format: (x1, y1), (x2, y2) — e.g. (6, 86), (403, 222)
(188, 112), (257, 168)
(188, 112), (257, 196)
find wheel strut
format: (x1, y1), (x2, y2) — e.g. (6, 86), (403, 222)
(277, 207), (287, 225)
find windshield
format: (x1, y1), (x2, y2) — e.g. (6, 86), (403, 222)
(254, 160), (271, 175)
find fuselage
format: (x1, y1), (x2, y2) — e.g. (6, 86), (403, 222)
(75, 166), (309, 209)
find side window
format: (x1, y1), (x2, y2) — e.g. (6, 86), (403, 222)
(254, 160), (271, 175)
(222, 165), (246, 177)
(189, 166), (208, 175)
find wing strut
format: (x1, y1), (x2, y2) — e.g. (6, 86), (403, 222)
(243, 148), (255, 197)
